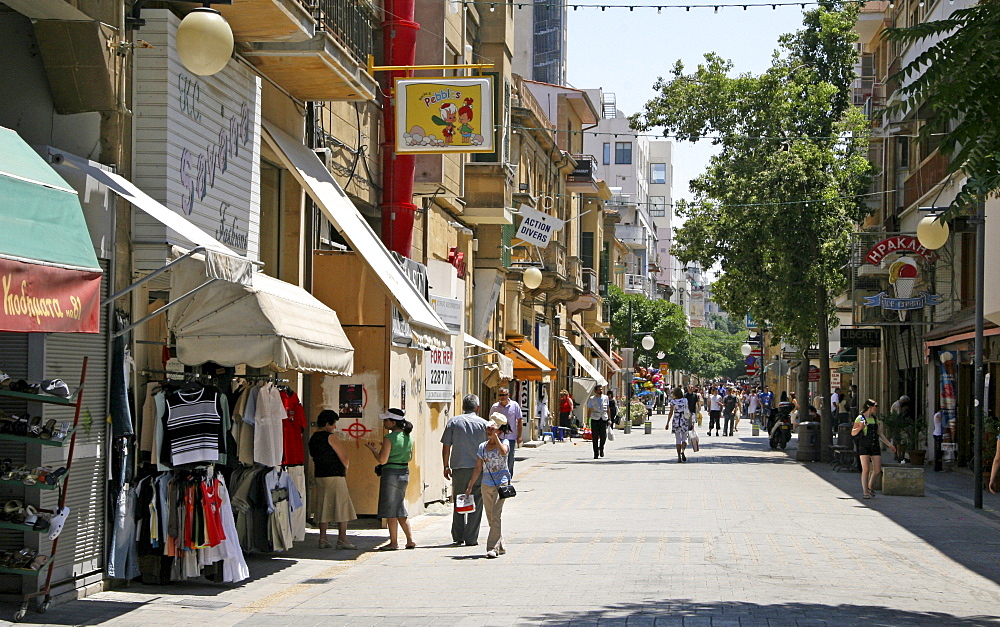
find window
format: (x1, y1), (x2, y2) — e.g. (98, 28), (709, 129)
(649, 196), (666, 217)
(650, 163), (666, 184)
(615, 142), (632, 164)
(602, 142), (610, 165)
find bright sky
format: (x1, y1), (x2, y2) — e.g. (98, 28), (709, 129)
(567, 2), (808, 203)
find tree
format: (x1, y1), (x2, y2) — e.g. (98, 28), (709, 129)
(884, 3), (1000, 218)
(630, 1), (872, 456)
(709, 312), (744, 335)
(665, 327), (745, 381)
(604, 285), (687, 364)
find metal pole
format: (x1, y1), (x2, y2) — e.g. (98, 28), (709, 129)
(625, 300), (633, 434)
(974, 200), (985, 509)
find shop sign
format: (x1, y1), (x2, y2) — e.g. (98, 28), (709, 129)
(133, 10), (262, 260)
(865, 235), (937, 265)
(430, 294), (462, 334)
(394, 77), (495, 154)
(659, 363), (669, 374)
(515, 205), (564, 249)
(390, 306), (412, 347)
(425, 345), (455, 402)
(808, 365), (820, 382)
(938, 350), (957, 432)
(841, 328), (881, 348)
(536, 322), (550, 357)
(831, 371), (842, 387)
(838, 365), (856, 374)
(0, 259), (101, 333)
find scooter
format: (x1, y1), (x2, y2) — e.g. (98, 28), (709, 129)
(767, 402), (794, 449)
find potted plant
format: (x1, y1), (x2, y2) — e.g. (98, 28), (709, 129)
(981, 411), (1000, 488)
(628, 401), (647, 427)
(882, 409), (926, 464)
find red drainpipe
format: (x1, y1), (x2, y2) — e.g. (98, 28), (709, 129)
(380, 0), (420, 257)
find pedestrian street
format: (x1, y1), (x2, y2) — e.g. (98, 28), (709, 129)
(13, 415), (1000, 627)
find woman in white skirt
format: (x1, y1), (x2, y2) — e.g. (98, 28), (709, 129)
(308, 410), (357, 549)
(666, 387), (692, 463)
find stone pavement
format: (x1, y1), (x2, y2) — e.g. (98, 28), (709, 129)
(6, 416), (1000, 626)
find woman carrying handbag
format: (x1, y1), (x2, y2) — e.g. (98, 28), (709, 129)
(465, 413), (511, 558)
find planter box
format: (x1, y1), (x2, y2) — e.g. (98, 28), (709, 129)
(882, 464), (925, 496)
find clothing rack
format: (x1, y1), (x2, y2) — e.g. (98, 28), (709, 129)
(233, 374), (289, 383)
(141, 369), (214, 382)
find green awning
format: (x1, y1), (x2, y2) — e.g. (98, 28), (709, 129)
(0, 126), (100, 272)
(832, 347), (857, 363)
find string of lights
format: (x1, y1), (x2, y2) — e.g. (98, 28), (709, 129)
(512, 187), (895, 208)
(505, 124), (911, 141)
(465, 0), (866, 12)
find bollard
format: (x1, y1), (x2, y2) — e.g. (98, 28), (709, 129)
(644, 420), (652, 434)
(624, 421), (631, 434)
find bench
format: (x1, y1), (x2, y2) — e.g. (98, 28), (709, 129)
(830, 445), (859, 472)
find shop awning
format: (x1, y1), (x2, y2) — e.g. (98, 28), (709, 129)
(464, 333), (514, 379)
(168, 257), (354, 375)
(504, 336), (555, 382)
(570, 320), (620, 373)
(261, 121), (448, 336)
(556, 336), (608, 387)
(832, 347), (857, 363)
(0, 127), (102, 333)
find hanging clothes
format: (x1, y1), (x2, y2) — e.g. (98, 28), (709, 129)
(280, 388), (307, 466)
(253, 384), (285, 468)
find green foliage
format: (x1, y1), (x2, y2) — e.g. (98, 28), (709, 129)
(628, 401), (649, 426)
(629, 2), (872, 351)
(665, 327), (745, 380)
(884, 3), (1000, 218)
(604, 285), (687, 363)
(882, 410), (925, 453)
(709, 312), (745, 335)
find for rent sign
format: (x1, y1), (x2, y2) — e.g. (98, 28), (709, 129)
(425, 345), (455, 402)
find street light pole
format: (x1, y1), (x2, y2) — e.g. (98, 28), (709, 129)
(625, 300), (633, 434)
(973, 200), (985, 509)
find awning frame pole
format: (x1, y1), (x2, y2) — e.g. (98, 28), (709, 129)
(101, 246), (207, 306)
(111, 278), (220, 338)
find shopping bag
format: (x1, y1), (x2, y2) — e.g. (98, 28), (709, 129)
(608, 429), (615, 441)
(688, 430), (700, 452)
(697, 410), (705, 426)
(455, 493), (475, 514)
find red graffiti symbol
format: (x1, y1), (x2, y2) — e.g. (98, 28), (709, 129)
(343, 420), (371, 446)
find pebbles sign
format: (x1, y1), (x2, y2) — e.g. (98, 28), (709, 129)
(394, 77), (494, 154)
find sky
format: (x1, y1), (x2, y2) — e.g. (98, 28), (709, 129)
(566, 1), (808, 204)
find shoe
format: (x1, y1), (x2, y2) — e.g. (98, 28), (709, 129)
(336, 540), (358, 550)
(681, 452), (687, 462)
(29, 553), (48, 571)
(600, 451), (605, 457)
(486, 550), (498, 558)
(594, 455), (599, 459)
(465, 542), (478, 547)
(38, 419), (57, 440)
(405, 543), (416, 549)
(863, 492), (871, 499)
(868, 489), (876, 499)
(377, 544), (398, 551)
(318, 539), (332, 549)
(450, 540), (464, 547)
(47, 506), (70, 541)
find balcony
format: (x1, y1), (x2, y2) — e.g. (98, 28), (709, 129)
(217, 0), (314, 43)
(567, 154), (599, 192)
(464, 162), (516, 225)
(903, 150), (949, 210)
(240, 0), (378, 101)
(616, 224), (648, 249)
(624, 273), (653, 296)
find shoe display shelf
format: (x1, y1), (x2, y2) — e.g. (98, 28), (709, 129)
(0, 357), (87, 622)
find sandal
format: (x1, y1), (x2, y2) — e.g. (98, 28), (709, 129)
(46, 467), (67, 485)
(38, 419), (57, 440)
(1, 500), (21, 521)
(47, 506), (70, 541)
(404, 543), (416, 549)
(29, 554), (48, 571)
(376, 544), (398, 551)
(26, 415), (43, 437)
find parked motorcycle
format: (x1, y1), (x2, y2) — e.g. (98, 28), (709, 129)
(767, 402), (794, 449)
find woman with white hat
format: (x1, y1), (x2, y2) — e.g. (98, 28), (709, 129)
(366, 408), (415, 550)
(465, 412), (511, 558)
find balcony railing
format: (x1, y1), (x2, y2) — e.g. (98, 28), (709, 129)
(582, 268), (598, 294)
(313, 0), (377, 65)
(903, 150), (949, 209)
(624, 273), (652, 295)
(568, 154), (598, 187)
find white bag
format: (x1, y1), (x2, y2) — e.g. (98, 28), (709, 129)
(608, 429), (615, 441)
(455, 493), (475, 514)
(688, 430), (700, 452)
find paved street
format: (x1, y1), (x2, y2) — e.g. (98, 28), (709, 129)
(8, 416), (1000, 626)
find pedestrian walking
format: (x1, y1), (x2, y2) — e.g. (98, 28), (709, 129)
(441, 394), (489, 546)
(587, 384), (610, 458)
(851, 399), (896, 499)
(465, 413), (512, 558)
(559, 389), (573, 429)
(365, 408), (415, 550)
(488, 387), (523, 477)
(667, 387), (692, 462)
(708, 388), (723, 436)
(733, 389), (744, 433)
(932, 409), (944, 472)
(747, 388), (760, 426)
(990, 432), (1000, 494)
(608, 391), (619, 428)
(308, 409), (358, 550)
(722, 388), (739, 436)
(685, 385), (702, 420)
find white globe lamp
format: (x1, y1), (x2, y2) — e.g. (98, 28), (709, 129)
(641, 334), (655, 351)
(522, 266), (543, 290)
(177, 7), (234, 76)
(916, 215), (950, 250)
(741, 343), (753, 357)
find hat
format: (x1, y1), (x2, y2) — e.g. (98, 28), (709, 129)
(486, 412), (508, 429)
(379, 408), (405, 422)
(41, 379), (71, 398)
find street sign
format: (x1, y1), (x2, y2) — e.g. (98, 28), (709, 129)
(783, 349), (821, 360)
(838, 365), (857, 374)
(746, 366), (759, 376)
(808, 365), (820, 382)
(841, 328), (881, 348)
(659, 363), (669, 374)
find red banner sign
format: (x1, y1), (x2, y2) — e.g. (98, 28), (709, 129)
(808, 365), (820, 382)
(0, 258), (101, 333)
(865, 235), (936, 265)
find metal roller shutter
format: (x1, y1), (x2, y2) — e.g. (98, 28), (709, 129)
(39, 260), (109, 591)
(0, 332), (30, 589)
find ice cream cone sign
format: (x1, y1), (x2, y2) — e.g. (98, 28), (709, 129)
(888, 256), (919, 319)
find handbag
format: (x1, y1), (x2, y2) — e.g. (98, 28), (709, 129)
(374, 464), (383, 477)
(488, 465), (516, 499)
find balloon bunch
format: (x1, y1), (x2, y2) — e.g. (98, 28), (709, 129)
(631, 366), (666, 397)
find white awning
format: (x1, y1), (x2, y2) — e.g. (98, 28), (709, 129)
(556, 336), (608, 387)
(169, 257), (354, 375)
(261, 121), (448, 335)
(464, 333), (513, 380)
(571, 320), (620, 374)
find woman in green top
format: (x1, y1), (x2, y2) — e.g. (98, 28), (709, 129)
(365, 408), (415, 550)
(851, 399), (896, 499)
